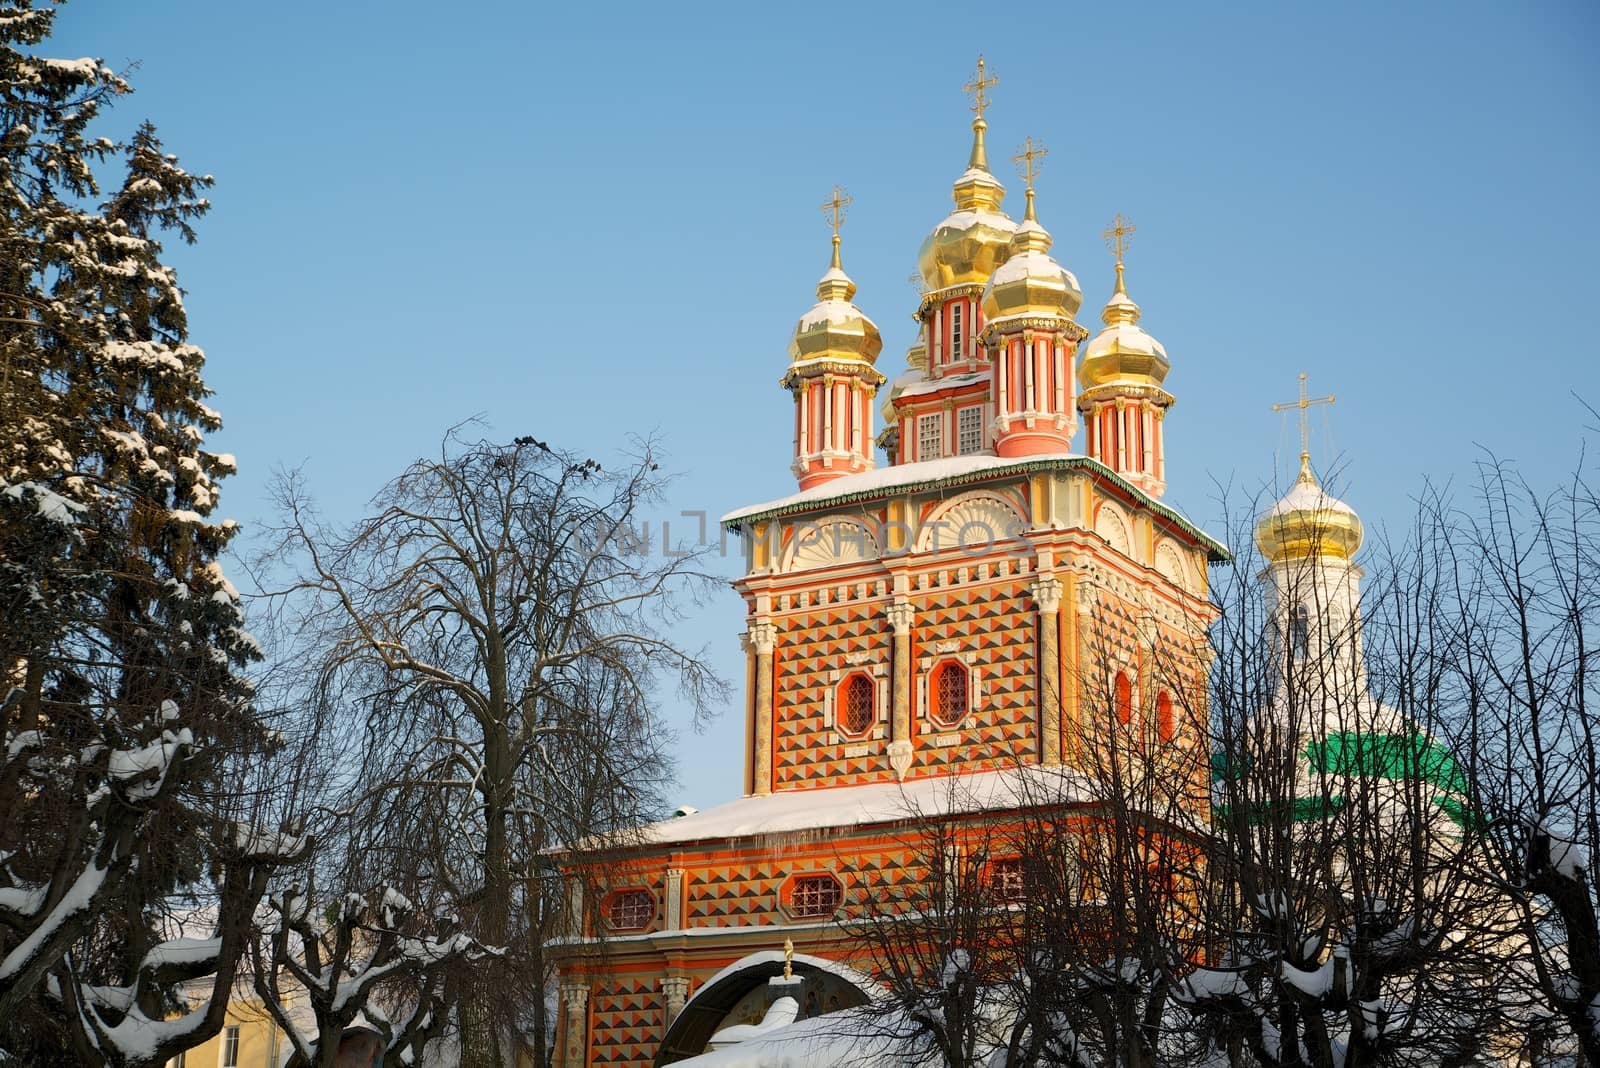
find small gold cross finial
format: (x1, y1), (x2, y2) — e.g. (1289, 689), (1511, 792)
(1271, 372), (1336, 470)
(964, 55), (998, 119)
(783, 937), (795, 980)
(1013, 136), (1047, 189)
(821, 185), (851, 238)
(1102, 213), (1136, 264)
(1102, 214), (1136, 293)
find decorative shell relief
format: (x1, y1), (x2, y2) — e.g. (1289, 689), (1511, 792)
(1093, 501), (1133, 558)
(1153, 538), (1193, 593)
(783, 517), (881, 572)
(915, 491), (1028, 554)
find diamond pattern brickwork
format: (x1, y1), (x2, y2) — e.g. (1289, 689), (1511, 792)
(590, 979), (664, 1068)
(913, 579), (1038, 773)
(773, 601), (892, 788)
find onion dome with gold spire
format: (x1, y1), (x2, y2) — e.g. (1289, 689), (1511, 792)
(1254, 451), (1364, 564)
(1077, 215), (1174, 497)
(981, 137), (1086, 457)
(914, 57), (1016, 378)
(784, 187), (886, 491)
(1254, 375), (1361, 564)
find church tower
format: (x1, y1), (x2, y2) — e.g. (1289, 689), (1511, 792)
(981, 138), (1086, 457)
(1078, 217), (1173, 497)
(1254, 437), (1369, 707)
(552, 61), (1226, 1068)
(784, 187), (885, 490)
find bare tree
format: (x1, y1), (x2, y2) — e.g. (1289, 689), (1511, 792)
(259, 430), (725, 1066)
(1183, 488), (1513, 1068)
(1424, 457), (1600, 1064)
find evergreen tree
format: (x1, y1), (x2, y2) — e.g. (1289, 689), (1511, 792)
(0, 3), (302, 1063)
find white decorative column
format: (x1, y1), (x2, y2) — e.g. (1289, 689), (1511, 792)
(561, 983), (589, 1068)
(661, 976), (691, 1027)
(664, 867), (685, 931)
(750, 620), (776, 796)
(1030, 574), (1064, 766)
(886, 598), (916, 780)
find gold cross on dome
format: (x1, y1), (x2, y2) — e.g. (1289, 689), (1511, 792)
(1102, 213), (1137, 266)
(1013, 136), (1047, 188)
(964, 55), (998, 118)
(1271, 372), (1336, 464)
(821, 185), (851, 237)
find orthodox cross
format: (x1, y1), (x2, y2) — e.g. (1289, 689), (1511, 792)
(1102, 213), (1136, 265)
(1271, 372), (1336, 465)
(1102, 213), (1136, 291)
(821, 185), (851, 237)
(1013, 136), (1047, 188)
(964, 55), (998, 118)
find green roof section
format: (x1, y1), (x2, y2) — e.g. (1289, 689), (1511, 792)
(720, 455), (1231, 562)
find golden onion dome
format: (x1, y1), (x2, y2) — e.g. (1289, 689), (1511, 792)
(915, 116), (1016, 293)
(1254, 455), (1364, 563)
(981, 186), (1083, 323)
(1077, 261), (1170, 391)
(788, 235), (883, 365)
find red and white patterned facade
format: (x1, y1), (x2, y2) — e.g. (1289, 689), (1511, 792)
(553, 98), (1223, 1068)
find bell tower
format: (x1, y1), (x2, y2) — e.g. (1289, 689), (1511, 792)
(1077, 216), (1174, 497)
(785, 186), (885, 490)
(980, 137), (1086, 457)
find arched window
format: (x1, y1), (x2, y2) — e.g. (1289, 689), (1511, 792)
(931, 662), (969, 727)
(839, 674), (874, 737)
(1290, 604), (1310, 660)
(1156, 690), (1175, 742)
(1115, 672), (1133, 725)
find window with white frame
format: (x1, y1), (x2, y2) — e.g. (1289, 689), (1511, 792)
(221, 1025), (240, 1068)
(918, 413), (942, 461)
(950, 303), (964, 360)
(957, 405), (984, 455)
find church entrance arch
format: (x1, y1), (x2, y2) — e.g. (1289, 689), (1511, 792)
(654, 951), (878, 1064)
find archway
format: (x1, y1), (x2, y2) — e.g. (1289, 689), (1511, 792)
(654, 951), (877, 1065)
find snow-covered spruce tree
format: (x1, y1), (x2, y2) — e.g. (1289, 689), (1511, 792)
(0, 3), (303, 1062)
(262, 432), (724, 1068)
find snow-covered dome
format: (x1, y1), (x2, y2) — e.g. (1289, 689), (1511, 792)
(981, 189), (1083, 324)
(1254, 457), (1364, 564)
(1078, 267), (1169, 393)
(915, 117), (1016, 293)
(788, 236), (882, 366)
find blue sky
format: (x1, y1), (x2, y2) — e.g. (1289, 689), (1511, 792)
(49, 0), (1599, 805)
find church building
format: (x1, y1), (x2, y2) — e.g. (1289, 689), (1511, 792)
(552, 61), (1227, 1068)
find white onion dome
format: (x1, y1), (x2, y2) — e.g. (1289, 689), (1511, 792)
(1078, 262), (1170, 391)
(788, 235), (883, 365)
(915, 117), (1016, 293)
(981, 188), (1083, 323)
(1254, 456), (1364, 564)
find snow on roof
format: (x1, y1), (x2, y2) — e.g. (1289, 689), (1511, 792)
(928, 207), (1014, 235)
(632, 765), (1092, 848)
(1264, 477), (1356, 519)
(720, 454), (1056, 526)
(1083, 321), (1166, 362)
(796, 300), (875, 331)
(671, 1003), (926, 1068)
(721, 455), (1231, 560)
(893, 369), (991, 401)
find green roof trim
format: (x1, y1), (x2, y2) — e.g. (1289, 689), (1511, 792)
(721, 455), (1231, 562)
(1303, 732), (1469, 795)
